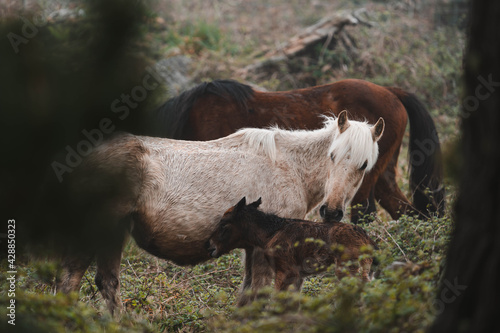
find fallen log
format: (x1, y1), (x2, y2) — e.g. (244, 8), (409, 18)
(240, 8), (373, 76)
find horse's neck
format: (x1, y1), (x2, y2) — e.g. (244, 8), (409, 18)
(275, 129), (333, 209)
(220, 125), (335, 211)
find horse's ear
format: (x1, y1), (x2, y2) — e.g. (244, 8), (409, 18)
(235, 197), (247, 211)
(337, 110), (350, 134)
(371, 117), (385, 142)
(249, 197), (262, 209)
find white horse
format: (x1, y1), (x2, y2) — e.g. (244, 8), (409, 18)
(58, 110), (384, 313)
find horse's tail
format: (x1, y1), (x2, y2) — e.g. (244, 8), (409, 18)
(386, 87), (445, 217)
(150, 80), (254, 139)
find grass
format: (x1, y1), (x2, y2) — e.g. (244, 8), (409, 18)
(209, 212), (453, 333)
(1, 209), (453, 332)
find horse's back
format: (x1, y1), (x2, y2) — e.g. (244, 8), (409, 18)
(322, 79), (408, 125)
(326, 221), (377, 250)
(175, 79), (408, 142)
(132, 134), (307, 225)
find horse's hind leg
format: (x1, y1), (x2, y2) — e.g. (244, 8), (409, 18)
(94, 226), (128, 316)
(57, 252), (93, 293)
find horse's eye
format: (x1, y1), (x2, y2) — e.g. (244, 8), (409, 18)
(330, 153), (335, 163)
(360, 160), (368, 171)
(221, 224), (231, 238)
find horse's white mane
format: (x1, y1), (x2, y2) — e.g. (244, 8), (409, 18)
(236, 115), (379, 170)
(240, 127), (280, 161)
(236, 116), (339, 162)
(328, 119), (379, 171)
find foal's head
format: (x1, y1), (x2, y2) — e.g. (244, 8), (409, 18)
(320, 111), (384, 222)
(207, 197), (262, 258)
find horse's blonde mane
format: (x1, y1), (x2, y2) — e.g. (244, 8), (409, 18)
(236, 115), (378, 170)
(328, 120), (379, 171)
(237, 117), (338, 162)
(240, 127), (279, 161)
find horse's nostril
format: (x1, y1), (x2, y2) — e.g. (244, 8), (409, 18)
(320, 205), (344, 222)
(333, 209), (344, 221)
(319, 204), (327, 218)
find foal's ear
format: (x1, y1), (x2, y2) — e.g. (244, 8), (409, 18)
(235, 197), (247, 211)
(337, 110), (350, 134)
(371, 117), (385, 142)
(249, 197), (262, 209)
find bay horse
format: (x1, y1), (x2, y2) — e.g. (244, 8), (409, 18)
(149, 79), (444, 222)
(58, 111), (384, 313)
(208, 197), (377, 296)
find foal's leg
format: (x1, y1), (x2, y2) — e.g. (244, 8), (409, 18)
(335, 264), (360, 280)
(237, 248), (254, 307)
(251, 248), (274, 289)
(241, 248), (253, 291)
(274, 270), (303, 292)
(237, 248), (274, 306)
(94, 227), (128, 316)
(360, 259), (373, 282)
(334, 258), (351, 281)
(57, 253), (93, 293)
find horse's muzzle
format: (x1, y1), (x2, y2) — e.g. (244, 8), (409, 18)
(320, 204), (344, 222)
(205, 240), (220, 258)
(208, 248), (219, 258)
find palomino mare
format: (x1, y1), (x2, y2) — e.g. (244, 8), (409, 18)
(58, 111), (384, 312)
(149, 79), (444, 222)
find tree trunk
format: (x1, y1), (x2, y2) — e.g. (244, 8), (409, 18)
(429, 1), (500, 332)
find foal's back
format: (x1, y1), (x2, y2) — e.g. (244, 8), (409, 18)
(266, 219), (376, 279)
(268, 219), (376, 251)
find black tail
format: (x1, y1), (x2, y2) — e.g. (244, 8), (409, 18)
(387, 87), (445, 217)
(149, 79), (254, 139)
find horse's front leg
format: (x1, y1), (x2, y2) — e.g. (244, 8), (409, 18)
(375, 163), (414, 219)
(351, 187), (377, 224)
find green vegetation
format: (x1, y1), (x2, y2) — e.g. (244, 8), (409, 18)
(1, 212), (452, 332)
(210, 213), (452, 333)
